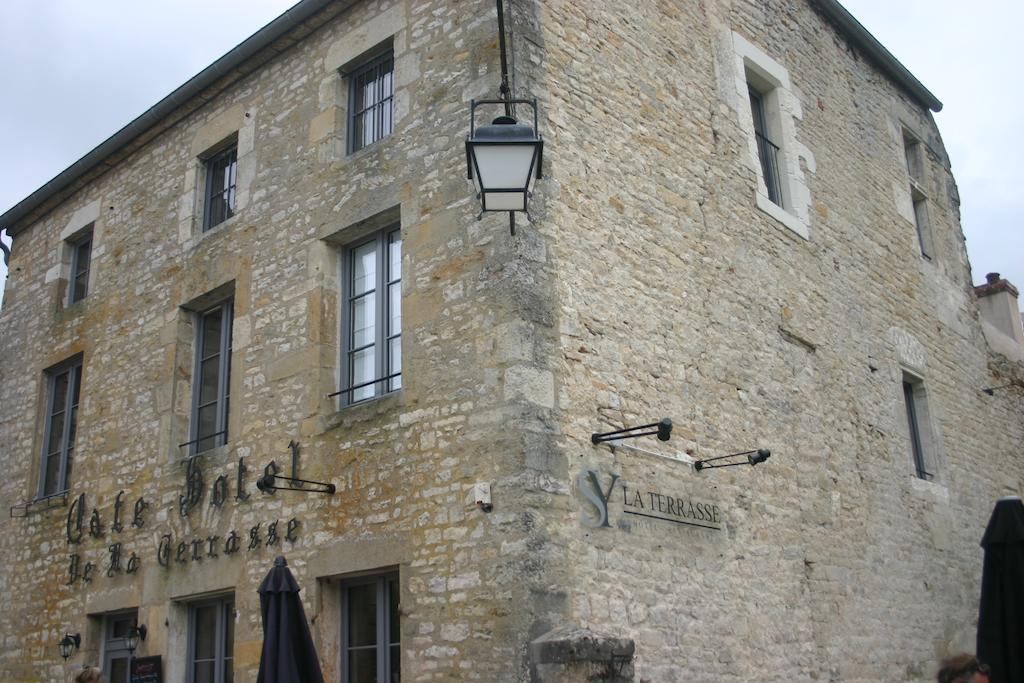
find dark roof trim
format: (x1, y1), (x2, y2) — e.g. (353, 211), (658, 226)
(812, 0), (943, 113)
(1, 0), (344, 237)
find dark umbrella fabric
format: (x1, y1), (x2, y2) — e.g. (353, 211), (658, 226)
(977, 496), (1024, 683)
(257, 556), (325, 683)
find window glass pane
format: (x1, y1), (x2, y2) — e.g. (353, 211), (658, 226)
(73, 273), (89, 302)
(388, 284), (401, 334)
(224, 601), (234, 657)
(390, 644), (401, 682)
(388, 338), (402, 391)
(76, 239), (91, 277)
(351, 294), (376, 348)
(199, 358), (220, 405)
(194, 662), (215, 683)
(71, 366), (82, 404)
(47, 410), (66, 455)
(197, 402), (218, 436)
(388, 235), (401, 280)
(389, 577), (400, 644)
(52, 371), (69, 412)
(224, 664), (234, 683)
(194, 605), (217, 659)
(351, 348), (375, 402)
(352, 243), (377, 295)
(44, 455), (61, 495)
(109, 656), (129, 683)
(202, 312), (223, 358)
(349, 649), (377, 683)
(112, 617), (134, 638)
(348, 583), (377, 648)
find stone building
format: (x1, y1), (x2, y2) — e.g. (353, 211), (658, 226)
(0, 0), (1021, 681)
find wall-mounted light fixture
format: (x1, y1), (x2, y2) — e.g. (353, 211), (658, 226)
(125, 624), (147, 654)
(591, 418), (673, 445)
(694, 448), (771, 472)
(465, 0), (543, 235)
(58, 632), (81, 661)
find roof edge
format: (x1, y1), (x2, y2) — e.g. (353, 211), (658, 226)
(0, 0), (339, 237)
(811, 0), (943, 113)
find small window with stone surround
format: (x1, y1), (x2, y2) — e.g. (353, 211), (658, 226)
(38, 355), (83, 499)
(66, 225), (93, 305)
(901, 371), (936, 481)
(338, 224), (402, 404)
(731, 31), (814, 240)
(346, 47), (395, 154)
(341, 573), (399, 682)
(902, 129), (933, 259)
(201, 139), (238, 232)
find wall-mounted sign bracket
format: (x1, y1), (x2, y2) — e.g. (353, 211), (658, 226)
(256, 473), (335, 495)
(591, 418), (672, 445)
(10, 491), (68, 518)
(694, 448), (771, 472)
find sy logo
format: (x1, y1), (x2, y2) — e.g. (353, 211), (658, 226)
(578, 470), (619, 528)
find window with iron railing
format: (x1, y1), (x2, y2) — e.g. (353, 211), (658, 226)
(188, 300), (232, 455)
(337, 226), (402, 404)
(203, 145), (237, 231)
(348, 51), (394, 154)
(39, 356), (83, 498)
(749, 86), (783, 207)
(902, 375), (935, 481)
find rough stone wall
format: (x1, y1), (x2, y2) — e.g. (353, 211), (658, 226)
(0, 1), (566, 681)
(530, 0), (1024, 681)
(0, 0), (1022, 682)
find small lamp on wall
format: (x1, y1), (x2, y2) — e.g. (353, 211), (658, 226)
(58, 632), (81, 661)
(126, 624), (147, 654)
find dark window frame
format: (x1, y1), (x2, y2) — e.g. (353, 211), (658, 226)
(68, 227), (93, 305)
(186, 595), (234, 683)
(189, 300), (233, 455)
(902, 377), (933, 481)
(339, 226), (402, 405)
(347, 50), (395, 154)
(202, 144), (238, 232)
(340, 573), (400, 683)
(748, 84), (783, 207)
(37, 355), (83, 499)
(902, 131), (933, 260)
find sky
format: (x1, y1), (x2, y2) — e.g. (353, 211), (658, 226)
(1, 1), (1021, 308)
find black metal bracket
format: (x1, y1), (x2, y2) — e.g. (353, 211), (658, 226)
(591, 418), (672, 445)
(328, 372), (402, 398)
(256, 473), (335, 495)
(694, 448), (771, 472)
(982, 383), (1019, 396)
(10, 491), (68, 518)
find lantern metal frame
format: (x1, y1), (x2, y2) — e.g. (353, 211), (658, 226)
(465, 98), (544, 216)
(58, 632), (81, 660)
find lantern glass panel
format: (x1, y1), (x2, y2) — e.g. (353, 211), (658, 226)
(472, 145), (536, 190)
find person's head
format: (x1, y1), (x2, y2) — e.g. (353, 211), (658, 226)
(73, 667), (105, 683)
(937, 654), (990, 683)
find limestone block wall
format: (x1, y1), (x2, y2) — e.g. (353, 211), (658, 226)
(528, 0), (1024, 681)
(0, 1), (567, 681)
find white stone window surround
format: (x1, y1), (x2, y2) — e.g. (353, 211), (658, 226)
(177, 104), (257, 245)
(45, 199), (105, 303)
(889, 327), (948, 494)
(730, 31), (815, 240)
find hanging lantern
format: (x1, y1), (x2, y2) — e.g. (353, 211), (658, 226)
(466, 98), (543, 214)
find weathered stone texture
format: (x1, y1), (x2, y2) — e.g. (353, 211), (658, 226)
(0, 1), (1021, 682)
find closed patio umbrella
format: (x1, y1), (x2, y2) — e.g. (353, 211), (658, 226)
(977, 496), (1024, 683)
(257, 556), (325, 683)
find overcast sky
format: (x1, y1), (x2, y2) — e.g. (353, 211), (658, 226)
(1, 1), (1020, 308)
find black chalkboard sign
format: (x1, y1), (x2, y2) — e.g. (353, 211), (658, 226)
(130, 655), (162, 683)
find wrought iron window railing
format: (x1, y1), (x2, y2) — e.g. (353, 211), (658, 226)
(755, 131), (783, 207)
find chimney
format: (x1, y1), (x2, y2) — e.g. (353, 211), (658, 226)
(975, 273), (1024, 345)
